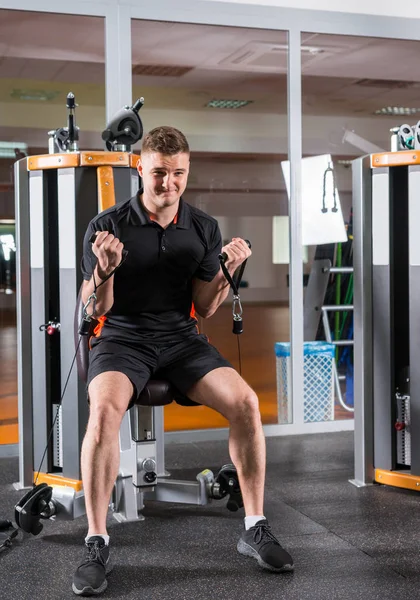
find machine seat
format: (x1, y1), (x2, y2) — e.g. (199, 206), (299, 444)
(74, 286), (198, 407)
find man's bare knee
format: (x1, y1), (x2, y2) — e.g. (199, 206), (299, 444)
(88, 403), (125, 442)
(87, 372), (133, 441)
(229, 390), (261, 426)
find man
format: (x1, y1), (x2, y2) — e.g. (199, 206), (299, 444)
(72, 126), (294, 596)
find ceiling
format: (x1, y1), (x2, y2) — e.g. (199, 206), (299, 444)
(0, 10), (420, 118)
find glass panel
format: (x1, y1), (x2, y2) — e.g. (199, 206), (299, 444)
(300, 32), (420, 422)
(0, 9), (105, 446)
(131, 19), (289, 431)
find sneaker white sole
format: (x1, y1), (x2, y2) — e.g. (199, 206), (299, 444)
(237, 539), (294, 573)
(72, 579), (107, 596)
(72, 560), (113, 596)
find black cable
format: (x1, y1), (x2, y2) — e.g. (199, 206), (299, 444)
(236, 335), (242, 376)
(0, 521), (18, 552)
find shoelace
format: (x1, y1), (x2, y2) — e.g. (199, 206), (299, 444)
(252, 523), (280, 546)
(83, 541), (107, 567)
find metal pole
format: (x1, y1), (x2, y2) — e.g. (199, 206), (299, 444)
(287, 29), (304, 427)
(350, 156), (374, 487)
(105, 4), (133, 124)
(14, 159), (33, 489)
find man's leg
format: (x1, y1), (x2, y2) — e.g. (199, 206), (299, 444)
(187, 367), (293, 573)
(187, 367), (265, 516)
(81, 371), (133, 536)
(73, 371), (133, 597)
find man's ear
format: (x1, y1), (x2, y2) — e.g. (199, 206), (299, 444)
(136, 157), (143, 176)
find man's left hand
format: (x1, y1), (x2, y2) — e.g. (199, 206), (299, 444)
(221, 238), (252, 272)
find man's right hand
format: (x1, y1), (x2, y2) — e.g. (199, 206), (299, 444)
(91, 231), (124, 279)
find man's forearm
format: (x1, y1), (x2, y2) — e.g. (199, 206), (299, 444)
(195, 269), (232, 318)
(82, 265), (115, 317)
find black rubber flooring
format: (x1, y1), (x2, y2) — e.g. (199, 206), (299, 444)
(1, 431), (420, 599)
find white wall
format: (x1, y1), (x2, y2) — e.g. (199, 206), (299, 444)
(202, 0), (420, 19)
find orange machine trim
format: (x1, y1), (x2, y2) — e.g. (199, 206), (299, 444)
(34, 473), (83, 492)
(27, 154), (80, 171)
(375, 469), (420, 492)
(80, 151), (129, 167)
(97, 165), (116, 212)
(371, 151), (420, 168)
(130, 153), (140, 169)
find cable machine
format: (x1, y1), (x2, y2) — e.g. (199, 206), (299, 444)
(7, 95), (246, 544)
(353, 148), (420, 491)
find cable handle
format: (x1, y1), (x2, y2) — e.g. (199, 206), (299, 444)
(219, 240), (251, 336)
(82, 231), (129, 329)
(218, 239), (251, 296)
(218, 239), (251, 264)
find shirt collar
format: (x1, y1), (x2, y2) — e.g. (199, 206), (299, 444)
(130, 190), (191, 229)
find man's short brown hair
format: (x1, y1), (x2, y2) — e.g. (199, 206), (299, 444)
(142, 126), (190, 155)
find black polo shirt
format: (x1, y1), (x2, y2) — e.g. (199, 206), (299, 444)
(81, 193), (222, 341)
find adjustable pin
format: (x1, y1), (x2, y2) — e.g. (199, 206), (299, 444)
(39, 321), (60, 335)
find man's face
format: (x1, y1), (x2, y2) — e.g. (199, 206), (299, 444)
(137, 152), (190, 209)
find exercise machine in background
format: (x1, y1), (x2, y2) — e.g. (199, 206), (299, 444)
(352, 148), (420, 491)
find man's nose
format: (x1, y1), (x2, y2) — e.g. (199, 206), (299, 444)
(162, 174), (175, 189)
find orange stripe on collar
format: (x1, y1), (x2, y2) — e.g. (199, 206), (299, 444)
(149, 212), (178, 224)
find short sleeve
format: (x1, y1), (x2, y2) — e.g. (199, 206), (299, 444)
(80, 222), (98, 281)
(194, 222), (222, 282)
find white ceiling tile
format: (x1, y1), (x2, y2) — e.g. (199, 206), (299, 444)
(0, 10), (104, 62)
(53, 62), (105, 85)
(18, 59), (66, 81)
(0, 57), (26, 78)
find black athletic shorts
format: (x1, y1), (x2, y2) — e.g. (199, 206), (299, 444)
(87, 332), (233, 405)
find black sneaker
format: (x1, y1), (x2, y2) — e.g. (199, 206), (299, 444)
(72, 536), (112, 596)
(237, 519), (294, 573)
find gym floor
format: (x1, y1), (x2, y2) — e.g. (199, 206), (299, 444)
(1, 431), (420, 599)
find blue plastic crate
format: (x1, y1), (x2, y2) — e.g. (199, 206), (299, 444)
(275, 342), (335, 423)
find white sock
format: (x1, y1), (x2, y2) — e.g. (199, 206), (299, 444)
(85, 534), (110, 546)
(244, 516), (266, 530)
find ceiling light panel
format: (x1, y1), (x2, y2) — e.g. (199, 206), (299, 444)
(206, 99), (253, 109)
(132, 64), (193, 77)
(10, 88), (60, 102)
(374, 106), (420, 116)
